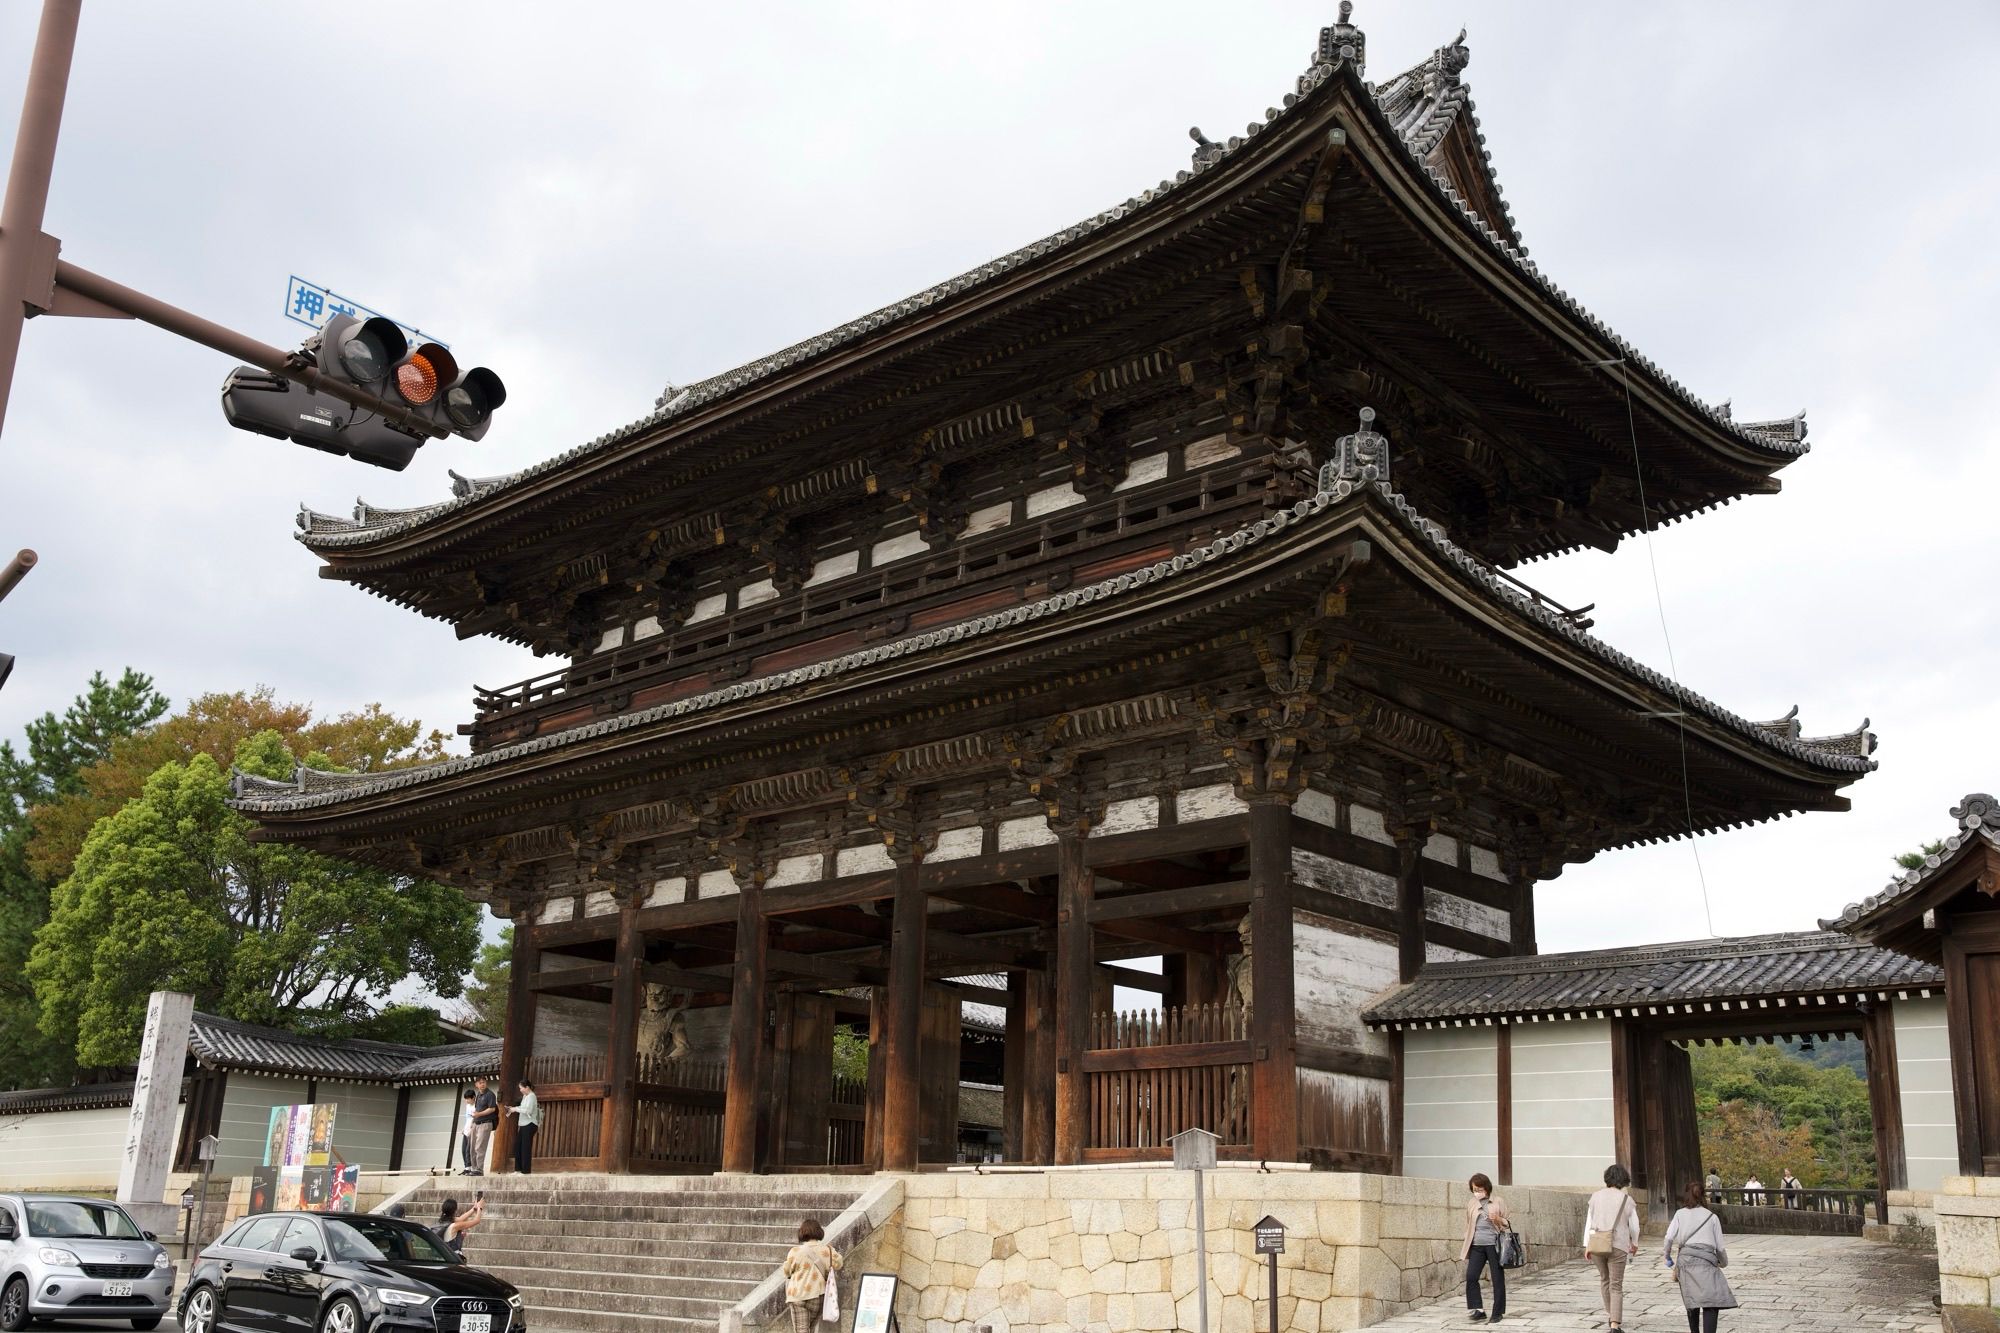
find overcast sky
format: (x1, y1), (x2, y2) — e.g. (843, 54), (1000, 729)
(1, 2), (1994, 959)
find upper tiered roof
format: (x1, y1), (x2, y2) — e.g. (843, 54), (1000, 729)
(284, 11), (1818, 648)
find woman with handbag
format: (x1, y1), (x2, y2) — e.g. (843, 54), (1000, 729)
(1582, 1164), (1641, 1332)
(1664, 1180), (1738, 1333)
(1459, 1173), (1510, 1324)
(781, 1218), (843, 1332)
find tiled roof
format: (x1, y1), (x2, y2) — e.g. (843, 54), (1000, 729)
(292, 21), (1803, 556)
(1361, 931), (1941, 1026)
(236, 471), (1875, 820)
(188, 1013), (429, 1080)
(396, 1039), (502, 1085)
(0, 1079), (171, 1115)
(958, 1082), (1004, 1131)
(1820, 793), (2000, 934)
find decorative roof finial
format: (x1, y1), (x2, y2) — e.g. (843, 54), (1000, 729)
(1188, 126), (1223, 168)
(1315, 2), (1366, 76)
(1319, 406), (1391, 493)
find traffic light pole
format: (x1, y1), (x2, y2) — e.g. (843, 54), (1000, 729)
(0, 0), (449, 445)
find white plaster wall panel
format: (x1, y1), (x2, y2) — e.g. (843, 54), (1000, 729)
(1294, 789), (1340, 829)
(213, 1073), (312, 1177)
(1091, 796), (1159, 838)
(769, 855), (821, 887)
(1468, 846), (1504, 881)
(698, 868), (740, 898)
(0, 1104), (187, 1191)
(837, 843), (896, 876)
(930, 827), (984, 861)
(646, 877), (687, 907)
(1509, 1019), (1616, 1187)
(314, 1080), (399, 1171)
(1349, 804), (1393, 845)
(632, 615), (663, 641)
(536, 896), (576, 924)
(1292, 916), (1398, 1059)
(1424, 942), (1482, 963)
(1113, 451), (1169, 491)
(594, 627), (625, 654)
(1175, 784), (1247, 823)
(686, 593), (727, 624)
(1423, 833), (1457, 865)
(401, 1085), (463, 1172)
(1893, 995), (1959, 1191)
(961, 502), (1012, 537)
(805, 551), (861, 587)
(1403, 1029), (1499, 1185)
(871, 531), (930, 566)
(583, 890), (617, 918)
(1424, 888), (1511, 941)
(999, 816), (1058, 850)
(1292, 847), (1394, 909)
(1183, 435), (1240, 468)
(737, 578), (778, 609)
(1025, 482), (1084, 518)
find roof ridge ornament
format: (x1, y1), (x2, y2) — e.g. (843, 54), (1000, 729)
(1188, 126), (1224, 169)
(1319, 406), (1390, 492)
(1423, 28), (1470, 96)
(1316, 2), (1367, 76)
(1953, 793), (2000, 833)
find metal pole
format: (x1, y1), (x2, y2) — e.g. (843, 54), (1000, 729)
(192, 1158), (210, 1257)
(1193, 1166), (1209, 1333)
(51, 260), (449, 438)
(1267, 1248), (1278, 1333)
(0, 0), (83, 442)
(0, 548), (36, 603)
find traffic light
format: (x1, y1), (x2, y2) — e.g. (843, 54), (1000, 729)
(220, 315), (505, 470)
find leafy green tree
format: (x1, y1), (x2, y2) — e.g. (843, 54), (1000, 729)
(28, 731), (479, 1067)
(0, 670), (168, 1087)
(1690, 1041), (1877, 1189)
(1895, 840), (1946, 871)
(832, 1025), (869, 1084)
(453, 928), (513, 1036)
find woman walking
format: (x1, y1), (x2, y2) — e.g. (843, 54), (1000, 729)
(1459, 1173), (1510, 1324)
(781, 1218), (842, 1333)
(1583, 1164), (1641, 1333)
(1664, 1180), (1738, 1333)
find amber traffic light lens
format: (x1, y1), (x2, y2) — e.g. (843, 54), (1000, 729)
(395, 354), (440, 404)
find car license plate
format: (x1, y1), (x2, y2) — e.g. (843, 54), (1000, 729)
(461, 1316), (491, 1333)
(100, 1283), (133, 1298)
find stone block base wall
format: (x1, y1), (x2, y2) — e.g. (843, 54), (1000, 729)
(1938, 1177), (2000, 1310)
(754, 1168), (1587, 1333)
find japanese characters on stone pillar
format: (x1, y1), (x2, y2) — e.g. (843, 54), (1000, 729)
(118, 990), (194, 1235)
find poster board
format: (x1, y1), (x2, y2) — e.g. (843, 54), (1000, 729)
(851, 1273), (899, 1333)
(249, 1104), (356, 1213)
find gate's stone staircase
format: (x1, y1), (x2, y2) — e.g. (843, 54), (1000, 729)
(400, 1174), (866, 1333)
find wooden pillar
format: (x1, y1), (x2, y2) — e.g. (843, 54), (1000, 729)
(880, 855), (926, 1172)
(1394, 827), (1427, 982)
(1053, 833), (1094, 1165)
(862, 986), (887, 1170)
(720, 874), (768, 1173)
(1495, 1024), (1512, 1187)
(600, 899), (643, 1173)
(1003, 971), (1027, 1161)
(1610, 1018), (1635, 1179)
(388, 1086), (412, 1171)
(1862, 1002), (1908, 1196)
(1022, 970), (1057, 1164)
(919, 984), (961, 1163)
(1509, 875), (1537, 956)
(775, 992), (835, 1169)
(1247, 799), (1298, 1161)
(495, 912), (539, 1174)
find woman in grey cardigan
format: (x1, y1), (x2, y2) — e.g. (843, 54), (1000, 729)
(1663, 1179), (1738, 1333)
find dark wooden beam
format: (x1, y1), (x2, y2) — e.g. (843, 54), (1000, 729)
(1100, 963), (1169, 994)
(720, 878), (768, 1173)
(881, 857), (926, 1172)
(1496, 1023), (1512, 1188)
(768, 947), (886, 987)
(1096, 915), (1228, 957)
(929, 883), (1056, 923)
(638, 961), (736, 994)
(529, 962), (614, 991)
(1088, 879), (1253, 924)
(1395, 830), (1425, 983)
(1053, 834), (1093, 1165)
(1092, 859), (1221, 891)
(1248, 799), (1298, 1161)
(600, 900), (642, 1173)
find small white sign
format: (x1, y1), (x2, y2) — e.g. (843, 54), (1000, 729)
(284, 276), (447, 350)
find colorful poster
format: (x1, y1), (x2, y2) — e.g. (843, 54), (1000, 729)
(327, 1166), (359, 1215)
(262, 1109), (288, 1168)
(853, 1274), (898, 1333)
(257, 1103), (344, 1211)
(308, 1105), (335, 1166)
(248, 1167), (277, 1215)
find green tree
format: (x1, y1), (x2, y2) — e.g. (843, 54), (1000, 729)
(453, 928), (513, 1036)
(1690, 1041), (1878, 1189)
(27, 731), (479, 1067)
(832, 1025), (869, 1084)
(0, 669), (168, 1087)
(1895, 840), (1946, 871)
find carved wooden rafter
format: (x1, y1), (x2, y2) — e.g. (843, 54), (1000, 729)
(999, 717), (1106, 837)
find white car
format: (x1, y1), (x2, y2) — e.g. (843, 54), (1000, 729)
(0, 1195), (174, 1330)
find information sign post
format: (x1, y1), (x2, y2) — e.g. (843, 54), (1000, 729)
(1170, 1128), (1220, 1333)
(1253, 1215), (1287, 1333)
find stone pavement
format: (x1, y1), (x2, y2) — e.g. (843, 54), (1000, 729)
(1357, 1234), (1940, 1333)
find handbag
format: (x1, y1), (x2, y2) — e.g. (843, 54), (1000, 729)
(820, 1268), (840, 1323)
(1498, 1227), (1526, 1269)
(1587, 1193), (1632, 1256)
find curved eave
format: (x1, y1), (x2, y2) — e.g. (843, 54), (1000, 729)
(241, 484), (1869, 841)
(295, 58), (1804, 576)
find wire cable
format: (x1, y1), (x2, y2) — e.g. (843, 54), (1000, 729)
(1592, 356), (1719, 937)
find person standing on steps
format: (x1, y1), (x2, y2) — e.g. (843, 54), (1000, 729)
(457, 1090), (476, 1173)
(1459, 1173), (1510, 1325)
(1664, 1179), (1738, 1333)
(504, 1078), (541, 1174)
(1583, 1163), (1641, 1333)
(781, 1218), (842, 1333)
(467, 1076), (499, 1176)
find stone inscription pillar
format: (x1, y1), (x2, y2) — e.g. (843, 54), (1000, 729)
(118, 990), (194, 1234)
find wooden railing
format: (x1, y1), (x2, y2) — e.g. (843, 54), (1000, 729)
(522, 1052), (730, 1171)
(1708, 1187), (1879, 1216)
(1084, 1003), (1252, 1159)
(828, 1075), (867, 1167)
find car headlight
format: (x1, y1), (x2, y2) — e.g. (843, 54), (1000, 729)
(153, 1252), (172, 1268)
(38, 1247), (81, 1266)
(508, 1296), (524, 1309)
(379, 1291), (430, 1307)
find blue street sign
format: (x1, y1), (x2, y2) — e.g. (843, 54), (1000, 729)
(283, 277), (447, 351)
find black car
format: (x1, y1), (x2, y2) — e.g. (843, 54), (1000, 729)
(179, 1213), (522, 1333)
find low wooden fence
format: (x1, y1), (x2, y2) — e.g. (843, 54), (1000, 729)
(526, 1052), (730, 1172)
(1084, 1003), (1252, 1159)
(1708, 1187), (1880, 1231)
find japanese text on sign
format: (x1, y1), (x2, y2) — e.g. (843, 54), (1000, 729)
(284, 277), (447, 351)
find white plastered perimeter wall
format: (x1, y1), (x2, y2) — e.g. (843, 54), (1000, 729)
(1509, 1017), (1616, 1187)
(1892, 995), (1959, 1191)
(1401, 1027), (1499, 1185)
(0, 1103), (186, 1192)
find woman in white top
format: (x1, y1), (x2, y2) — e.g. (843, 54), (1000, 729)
(1663, 1180), (1738, 1333)
(1582, 1163), (1641, 1332)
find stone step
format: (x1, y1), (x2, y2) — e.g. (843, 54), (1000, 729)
(524, 1311), (715, 1333)
(407, 1188), (859, 1211)
(483, 1266), (764, 1303)
(512, 1283), (735, 1321)
(447, 1200), (854, 1224)
(463, 1244), (781, 1280)
(470, 1216), (801, 1244)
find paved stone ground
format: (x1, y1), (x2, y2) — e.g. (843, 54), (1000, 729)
(1361, 1235), (1940, 1333)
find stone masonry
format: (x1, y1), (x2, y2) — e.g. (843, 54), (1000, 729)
(1938, 1176), (2000, 1310)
